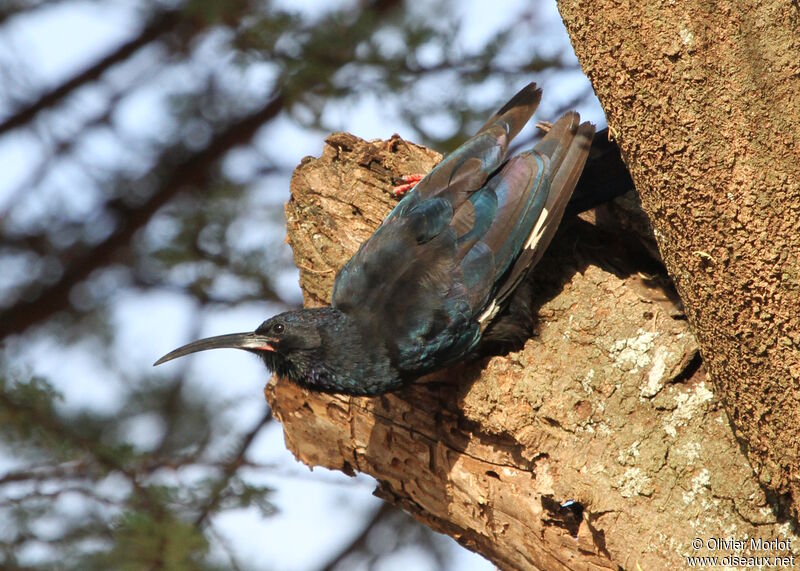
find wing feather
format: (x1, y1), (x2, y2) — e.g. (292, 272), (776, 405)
(479, 114), (595, 327)
(330, 84), (593, 373)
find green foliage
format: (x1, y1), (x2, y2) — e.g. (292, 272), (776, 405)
(0, 376), (62, 441)
(0, 372), (276, 568)
(103, 512), (210, 571)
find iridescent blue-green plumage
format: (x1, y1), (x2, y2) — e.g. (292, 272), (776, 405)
(154, 83), (596, 395)
(330, 82), (594, 392)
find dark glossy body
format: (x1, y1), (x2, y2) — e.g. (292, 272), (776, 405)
(155, 83), (596, 395)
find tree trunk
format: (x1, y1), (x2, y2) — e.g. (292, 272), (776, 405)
(264, 132), (798, 569)
(557, 0), (800, 512)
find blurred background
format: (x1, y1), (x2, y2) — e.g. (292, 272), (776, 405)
(0, 0), (605, 569)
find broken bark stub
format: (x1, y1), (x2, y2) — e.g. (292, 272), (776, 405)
(265, 133), (798, 569)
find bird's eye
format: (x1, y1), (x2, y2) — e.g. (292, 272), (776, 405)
(272, 322), (285, 335)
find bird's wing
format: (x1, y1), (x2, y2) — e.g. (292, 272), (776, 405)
(331, 85), (593, 373)
(332, 197), (472, 370)
(383, 83), (542, 224)
(477, 113), (596, 327)
(332, 84), (542, 370)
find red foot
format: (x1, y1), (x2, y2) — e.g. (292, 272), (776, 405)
(392, 174), (425, 197)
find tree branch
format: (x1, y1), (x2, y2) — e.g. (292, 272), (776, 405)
(0, 92), (285, 338)
(193, 409), (273, 527)
(0, 0), (404, 339)
(318, 503), (394, 571)
(0, 9), (181, 136)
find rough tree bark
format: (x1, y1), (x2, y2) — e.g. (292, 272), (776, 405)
(264, 133), (798, 569)
(558, 0), (800, 513)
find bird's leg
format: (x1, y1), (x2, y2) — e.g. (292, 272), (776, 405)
(536, 120), (553, 133)
(392, 173), (425, 197)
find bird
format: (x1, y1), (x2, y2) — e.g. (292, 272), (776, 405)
(155, 83), (595, 396)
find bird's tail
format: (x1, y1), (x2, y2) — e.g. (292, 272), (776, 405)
(565, 127), (635, 217)
(476, 82), (543, 141)
(525, 112), (595, 265)
(486, 112), (595, 315)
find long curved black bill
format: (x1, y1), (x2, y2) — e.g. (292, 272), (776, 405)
(153, 332), (275, 366)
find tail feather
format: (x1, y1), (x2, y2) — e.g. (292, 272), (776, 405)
(527, 119), (595, 266)
(532, 111), (581, 174)
(565, 127), (635, 217)
(478, 113), (595, 328)
(476, 83), (543, 140)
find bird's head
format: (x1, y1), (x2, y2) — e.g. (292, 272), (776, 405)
(155, 307), (399, 395)
(154, 309), (329, 383)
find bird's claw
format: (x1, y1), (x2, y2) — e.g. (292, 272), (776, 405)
(392, 174), (425, 197)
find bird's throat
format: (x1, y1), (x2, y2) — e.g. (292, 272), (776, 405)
(259, 307), (403, 395)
